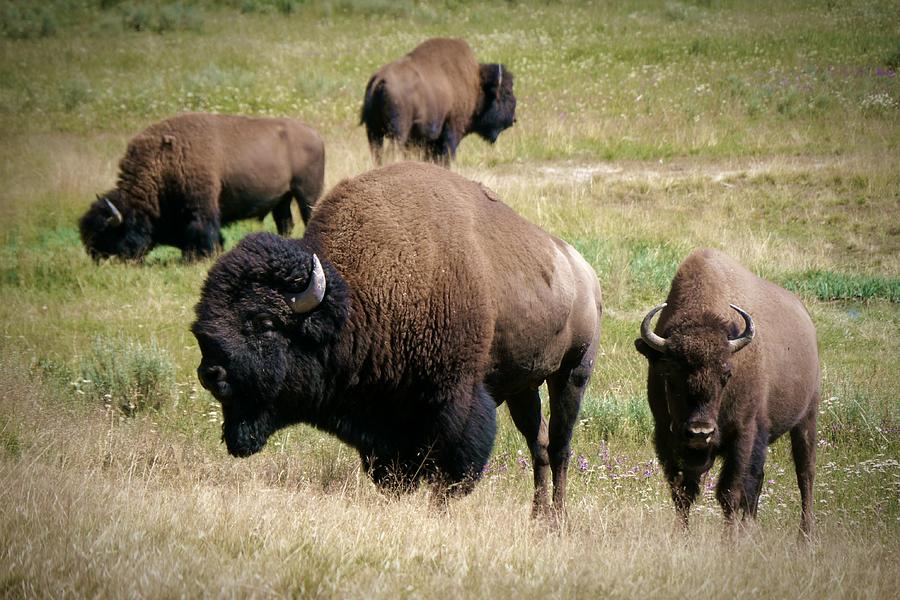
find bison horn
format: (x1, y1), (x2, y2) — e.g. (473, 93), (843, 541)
(498, 64), (503, 88)
(286, 253), (326, 313)
(640, 303), (668, 353)
(104, 197), (123, 226)
(727, 304), (755, 353)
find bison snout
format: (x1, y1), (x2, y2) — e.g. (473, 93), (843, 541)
(684, 422), (717, 448)
(198, 365), (232, 399)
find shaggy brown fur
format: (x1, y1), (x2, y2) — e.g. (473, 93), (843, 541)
(193, 161), (602, 517)
(79, 113), (325, 261)
(360, 38), (516, 165)
(635, 248), (820, 537)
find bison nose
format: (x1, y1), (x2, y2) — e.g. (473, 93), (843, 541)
(684, 422), (716, 447)
(198, 365), (232, 399)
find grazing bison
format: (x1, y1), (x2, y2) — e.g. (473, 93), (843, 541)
(192, 161), (602, 516)
(79, 113), (325, 262)
(635, 249), (820, 537)
(360, 37), (516, 165)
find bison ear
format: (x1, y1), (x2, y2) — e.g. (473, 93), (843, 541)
(635, 338), (663, 361)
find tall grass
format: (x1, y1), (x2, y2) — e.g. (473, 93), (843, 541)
(0, 0), (898, 596)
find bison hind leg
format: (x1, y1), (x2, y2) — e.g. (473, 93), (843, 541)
(544, 342), (598, 520)
(272, 192), (295, 235)
(790, 397), (818, 540)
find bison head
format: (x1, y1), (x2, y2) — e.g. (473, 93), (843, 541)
(191, 232), (348, 458)
(78, 190), (153, 261)
(635, 304), (754, 458)
(472, 63), (517, 144)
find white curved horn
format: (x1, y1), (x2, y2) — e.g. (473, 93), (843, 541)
(104, 197), (123, 226)
(287, 254), (326, 313)
(727, 304), (755, 353)
(640, 303), (668, 353)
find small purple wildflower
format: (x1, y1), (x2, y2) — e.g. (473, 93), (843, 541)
(577, 454), (589, 472)
(516, 455), (529, 470)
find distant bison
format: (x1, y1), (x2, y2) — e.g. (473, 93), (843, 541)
(192, 161), (602, 516)
(79, 113), (325, 262)
(635, 248), (819, 537)
(360, 37), (516, 165)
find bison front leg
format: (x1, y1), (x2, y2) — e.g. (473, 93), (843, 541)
(432, 383), (497, 498)
(506, 389), (551, 517)
(741, 424), (770, 523)
(669, 469), (701, 532)
(716, 440), (753, 536)
(424, 123), (460, 167)
(182, 218), (221, 261)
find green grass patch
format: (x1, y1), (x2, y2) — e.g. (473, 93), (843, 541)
(781, 270), (900, 302)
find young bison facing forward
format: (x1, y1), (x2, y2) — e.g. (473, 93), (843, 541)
(79, 113), (325, 262)
(635, 248), (820, 538)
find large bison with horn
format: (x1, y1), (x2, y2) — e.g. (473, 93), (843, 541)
(192, 161), (602, 516)
(634, 248), (819, 537)
(79, 113), (325, 262)
(360, 37), (516, 165)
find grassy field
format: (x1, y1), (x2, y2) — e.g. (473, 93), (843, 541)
(1, 0), (899, 597)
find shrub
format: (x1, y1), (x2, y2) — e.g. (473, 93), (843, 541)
(76, 336), (177, 416)
(0, 3), (57, 39)
(120, 2), (203, 33)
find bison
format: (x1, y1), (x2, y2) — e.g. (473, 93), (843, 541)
(192, 161), (602, 517)
(634, 248), (819, 537)
(360, 37), (516, 166)
(79, 113), (325, 262)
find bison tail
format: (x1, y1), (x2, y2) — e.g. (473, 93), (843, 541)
(360, 76), (384, 125)
(360, 77), (401, 138)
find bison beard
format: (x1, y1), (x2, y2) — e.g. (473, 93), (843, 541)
(192, 162), (603, 515)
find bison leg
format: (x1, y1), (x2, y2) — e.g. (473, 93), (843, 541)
(716, 427), (756, 533)
(182, 218), (221, 261)
(790, 398), (818, 539)
(437, 383), (497, 489)
(368, 134), (385, 166)
(669, 469), (702, 531)
(545, 349), (595, 519)
(740, 424), (769, 522)
(272, 192), (295, 236)
(424, 123), (460, 167)
(360, 450), (427, 496)
(506, 388), (551, 517)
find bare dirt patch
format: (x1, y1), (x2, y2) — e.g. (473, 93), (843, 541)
(468, 155), (853, 189)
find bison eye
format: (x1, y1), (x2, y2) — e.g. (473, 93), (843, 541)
(721, 363), (733, 385)
(253, 314), (276, 333)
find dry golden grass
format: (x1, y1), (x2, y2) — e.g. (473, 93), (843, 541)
(1, 2), (898, 596)
(2, 358), (898, 599)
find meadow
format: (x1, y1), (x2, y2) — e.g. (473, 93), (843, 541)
(1, 0), (898, 597)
